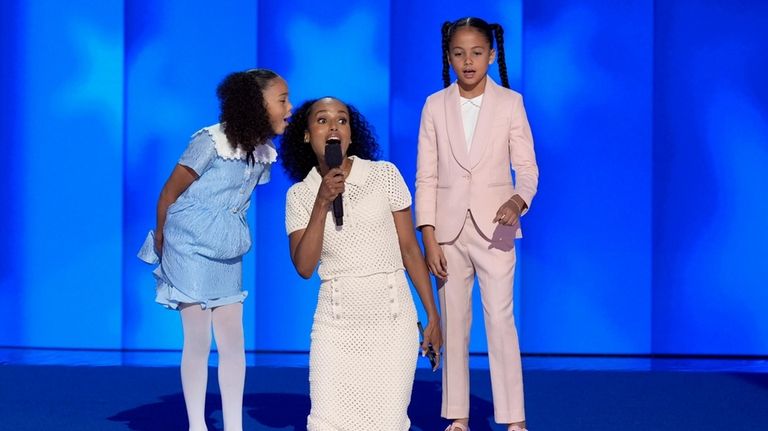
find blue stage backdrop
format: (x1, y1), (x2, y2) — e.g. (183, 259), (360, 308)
(0, 0), (766, 356)
(521, 0), (654, 354)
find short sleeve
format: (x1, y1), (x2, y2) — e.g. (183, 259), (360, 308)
(285, 185), (311, 234)
(178, 130), (216, 176)
(383, 162), (412, 212)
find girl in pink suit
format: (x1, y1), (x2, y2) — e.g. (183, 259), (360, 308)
(415, 17), (539, 431)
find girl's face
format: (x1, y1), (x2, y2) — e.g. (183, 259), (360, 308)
(304, 98), (352, 163)
(448, 27), (496, 91)
(262, 77), (292, 135)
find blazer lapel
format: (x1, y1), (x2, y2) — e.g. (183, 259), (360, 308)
(444, 83), (471, 171)
(469, 77), (498, 169)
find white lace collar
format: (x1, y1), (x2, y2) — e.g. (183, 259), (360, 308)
(201, 123), (277, 163)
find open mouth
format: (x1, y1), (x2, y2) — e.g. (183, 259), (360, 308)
(462, 69), (476, 78)
(326, 133), (342, 142)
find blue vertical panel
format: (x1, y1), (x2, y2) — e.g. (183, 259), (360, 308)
(254, 1), (391, 351)
(123, 0), (257, 350)
(390, 1), (523, 353)
(522, 0), (653, 353)
(653, 0), (768, 354)
(18, 1), (124, 348)
(0, 0), (23, 346)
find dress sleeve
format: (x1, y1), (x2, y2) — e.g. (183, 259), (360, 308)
(256, 163), (272, 185)
(178, 130), (216, 176)
(285, 185), (311, 234)
(383, 162), (412, 212)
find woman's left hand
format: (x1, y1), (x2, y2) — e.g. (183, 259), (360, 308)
(493, 198), (522, 226)
(422, 318), (443, 370)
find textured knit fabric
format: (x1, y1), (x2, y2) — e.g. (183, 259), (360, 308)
(138, 123), (276, 309)
(285, 158), (419, 430)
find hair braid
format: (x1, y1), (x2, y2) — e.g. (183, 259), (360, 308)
(441, 21), (452, 88)
(492, 23), (510, 88)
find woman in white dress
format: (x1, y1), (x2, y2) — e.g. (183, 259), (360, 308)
(280, 97), (443, 431)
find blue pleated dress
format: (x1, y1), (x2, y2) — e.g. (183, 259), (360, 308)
(138, 124), (276, 309)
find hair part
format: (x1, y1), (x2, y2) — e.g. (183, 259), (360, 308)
(217, 68), (280, 164)
(441, 17), (510, 89)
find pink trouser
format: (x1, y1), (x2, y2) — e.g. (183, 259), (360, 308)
(439, 212), (525, 424)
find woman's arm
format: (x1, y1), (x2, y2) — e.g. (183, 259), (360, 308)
(393, 207), (443, 355)
(288, 167), (345, 279)
(155, 164), (198, 254)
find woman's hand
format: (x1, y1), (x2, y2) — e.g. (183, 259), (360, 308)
(317, 167), (345, 206)
(422, 317), (443, 371)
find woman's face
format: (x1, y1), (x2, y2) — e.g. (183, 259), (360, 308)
(304, 98), (352, 162)
(262, 77), (292, 135)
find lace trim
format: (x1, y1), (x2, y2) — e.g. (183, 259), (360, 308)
(194, 123), (277, 163)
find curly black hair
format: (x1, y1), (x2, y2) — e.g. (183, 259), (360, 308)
(280, 97), (380, 183)
(441, 17), (510, 89)
(217, 68), (280, 164)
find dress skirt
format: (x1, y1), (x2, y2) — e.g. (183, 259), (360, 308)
(307, 269), (419, 431)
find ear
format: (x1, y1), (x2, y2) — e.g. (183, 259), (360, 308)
(304, 131), (310, 143)
(489, 48), (496, 65)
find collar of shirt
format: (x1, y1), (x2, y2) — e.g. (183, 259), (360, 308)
(460, 94), (484, 109)
(205, 123), (277, 163)
(303, 156), (369, 190)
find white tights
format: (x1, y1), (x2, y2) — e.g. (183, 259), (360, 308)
(180, 302), (245, 431)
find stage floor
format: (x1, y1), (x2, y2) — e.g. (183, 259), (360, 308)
(1, 349), (767, 430)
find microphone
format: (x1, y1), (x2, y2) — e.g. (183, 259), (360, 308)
(324, 138), (344, 227)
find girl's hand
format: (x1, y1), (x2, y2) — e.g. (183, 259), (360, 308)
(493, 198), (522, 226)
(154, 232), (164, 258)
(422, 318), (443, 370)
(423, 235), (448, 279)
(317, 167), (345, 206)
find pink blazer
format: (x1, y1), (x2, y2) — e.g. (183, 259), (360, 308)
(415, 78), (539, 243)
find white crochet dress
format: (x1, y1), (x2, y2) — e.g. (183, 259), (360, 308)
(285, 157), (419, 431)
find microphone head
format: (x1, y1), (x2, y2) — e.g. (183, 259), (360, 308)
(324, 139), (343, 168)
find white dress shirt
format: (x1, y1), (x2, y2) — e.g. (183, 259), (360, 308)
(460, 94), (483, 151)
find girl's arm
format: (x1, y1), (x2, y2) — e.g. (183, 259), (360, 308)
(393, 207), (443, 355)
(155, 164), (198, 254)
(508, 95), (539, 213)
(414, 100), (449, 278)
(414, 100), (439, 230)
(288, 167), (345, 279)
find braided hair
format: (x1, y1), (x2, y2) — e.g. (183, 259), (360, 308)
(440, 17), (510, 89)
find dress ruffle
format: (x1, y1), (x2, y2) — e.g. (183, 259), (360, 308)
(194, 123), (278, 163)
(137, 230), (248, 310)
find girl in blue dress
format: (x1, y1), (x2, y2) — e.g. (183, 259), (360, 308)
(138, 68), (292, 431)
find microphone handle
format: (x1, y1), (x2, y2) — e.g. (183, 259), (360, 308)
(332, 195), (343, 226)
